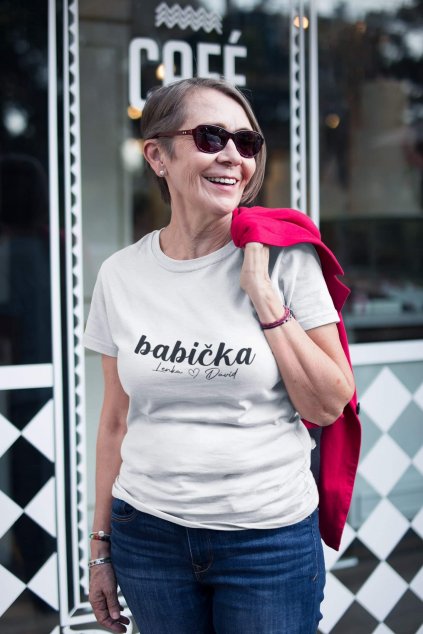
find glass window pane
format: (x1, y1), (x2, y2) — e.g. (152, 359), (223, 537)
(0, 1), (51, 366)
(318, 0), (423, 343)
(80, 0), (293, 526)
(0, 2), (57, 632)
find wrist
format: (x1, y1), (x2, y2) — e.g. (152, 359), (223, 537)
(260, 306), (294, 330)
(90, 541), (111, 558)
(88, 556), (112, 569)
(250, 286), (285, 323)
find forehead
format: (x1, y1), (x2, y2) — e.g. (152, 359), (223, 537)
(181, 88), (252, 130)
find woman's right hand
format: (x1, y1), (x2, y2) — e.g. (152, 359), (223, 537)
(89, 563), (131, 633)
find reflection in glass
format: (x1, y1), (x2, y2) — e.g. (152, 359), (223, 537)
(0, 2), (57, 632)
(80, 0), (293, 545)
(318, 0), (423, 342)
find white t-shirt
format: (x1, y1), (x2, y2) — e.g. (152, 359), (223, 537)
(84, 230), (339, 530)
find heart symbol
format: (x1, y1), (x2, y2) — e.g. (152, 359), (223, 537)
(189, 368), (200, 378)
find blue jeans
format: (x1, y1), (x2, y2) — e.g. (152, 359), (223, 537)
(111, 499), (325, 634)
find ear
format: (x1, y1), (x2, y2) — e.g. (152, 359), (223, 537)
(143, 140), (166, 176)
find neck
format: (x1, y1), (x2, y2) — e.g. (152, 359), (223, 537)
(159, 214), (233, 260)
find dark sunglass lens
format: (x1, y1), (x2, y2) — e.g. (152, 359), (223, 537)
(194, 126), (263, 156)
(195, 126), (227, 153)
(235, 131), (263, 157)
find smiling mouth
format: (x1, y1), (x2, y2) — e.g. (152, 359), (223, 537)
(205, 176), (238, 185)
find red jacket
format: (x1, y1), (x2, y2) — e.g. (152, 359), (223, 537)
(231, 206), (361, 551)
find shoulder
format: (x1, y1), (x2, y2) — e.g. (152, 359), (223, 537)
(280, 242), (320, 259)
(270, 242), (321, 271)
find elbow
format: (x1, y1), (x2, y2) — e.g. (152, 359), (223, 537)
(323, 375), (355, 424)
(299, 403), (343, 427)
(308, 385), (355, 428)
(309, 409), (341, 427)
(318, 407), (345, 427)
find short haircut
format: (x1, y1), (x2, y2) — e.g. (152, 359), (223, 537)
(141, 77), (266, 205)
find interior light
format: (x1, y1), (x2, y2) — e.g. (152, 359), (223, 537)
(121, 138), (143, 172)
(325, 114), (341, 129)
(293, 15), (309, 29)
(156, 64), (165, 81)
(4, 105), (28, 136)
(127, 106), (142, 120)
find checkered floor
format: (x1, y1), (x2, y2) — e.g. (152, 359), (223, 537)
(0, 389), (59, 632)
(318, 362), (423, 634)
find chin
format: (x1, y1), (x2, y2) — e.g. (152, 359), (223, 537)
(214, 202), (239, 217)
(215, 194), (243, 213)
(198, 190), (244, 218)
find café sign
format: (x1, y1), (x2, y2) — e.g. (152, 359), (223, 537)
(129, 2), (248, 110)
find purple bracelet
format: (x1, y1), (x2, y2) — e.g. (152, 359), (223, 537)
(260, 306), (294, 330)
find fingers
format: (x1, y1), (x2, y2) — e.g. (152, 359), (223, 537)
(240, 242), (271, 293)
(90, 597), (128, 632)
(243, 242), (269, 271)
(89, 564), (130, 633)
(106, 591), (131, 630)
(244, 241), (263, 248)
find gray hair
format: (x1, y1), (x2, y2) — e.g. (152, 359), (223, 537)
(141, 77), (266, 205)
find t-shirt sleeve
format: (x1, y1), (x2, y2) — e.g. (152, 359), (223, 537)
(273, 243), (340, 331)
(83, 265), (118, 357)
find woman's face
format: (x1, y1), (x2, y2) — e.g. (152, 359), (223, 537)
(163, 88), (257, 220)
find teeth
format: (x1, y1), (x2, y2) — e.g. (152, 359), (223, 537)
(206, 177), (237, 185)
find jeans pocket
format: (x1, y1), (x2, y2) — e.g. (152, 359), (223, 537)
(111, 497), (138, 523)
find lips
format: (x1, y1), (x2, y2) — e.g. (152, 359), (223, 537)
(205, 176), (238, 185)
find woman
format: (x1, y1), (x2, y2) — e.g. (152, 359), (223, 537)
(84, 77), (355, 634)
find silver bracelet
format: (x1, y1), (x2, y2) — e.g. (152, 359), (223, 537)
(88, 556), (112, 568)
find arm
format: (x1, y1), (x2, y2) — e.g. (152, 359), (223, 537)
(89, 354), (130, 633)
(240, 242), (355, 426)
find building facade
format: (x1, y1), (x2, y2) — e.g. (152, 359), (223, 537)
(0, 0), (422, 632)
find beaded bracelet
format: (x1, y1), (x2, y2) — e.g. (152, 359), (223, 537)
(89, 530), (111, 542)
(260, 306), (294, 330)
(88, 556), (112, 569)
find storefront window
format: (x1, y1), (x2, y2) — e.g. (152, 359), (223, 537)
(80, 0), (293, 525)
(80, 0), (291, 291)
(0, 1), (51, 367)
(318, 0), (423, 342)
(0, 2), (57, 633)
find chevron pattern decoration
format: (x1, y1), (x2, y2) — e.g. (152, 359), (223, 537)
(155, 2), (222, 34)
(289, 0), (307, 213)
(65, 0), (89, 600)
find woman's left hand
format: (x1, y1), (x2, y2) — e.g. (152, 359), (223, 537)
(240, 242), (286, 321)
(239, 241), (355, 426)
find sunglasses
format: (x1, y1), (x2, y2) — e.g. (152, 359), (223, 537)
(153, 124), (264, 158)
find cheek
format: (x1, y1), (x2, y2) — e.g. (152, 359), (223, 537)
(243, 160), (256, 185)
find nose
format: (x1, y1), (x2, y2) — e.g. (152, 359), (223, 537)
(216, 138), (242, 164)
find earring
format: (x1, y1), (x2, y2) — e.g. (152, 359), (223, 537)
(159, 169), (165, 177)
